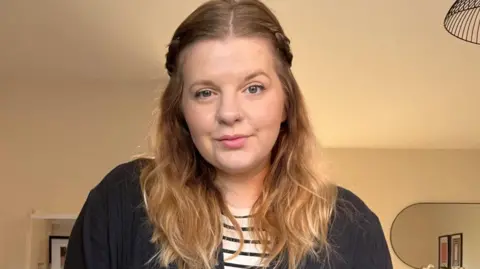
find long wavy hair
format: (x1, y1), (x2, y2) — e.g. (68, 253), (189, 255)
(139, 1), (338, 269)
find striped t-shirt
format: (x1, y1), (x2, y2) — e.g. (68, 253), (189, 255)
(221, 207), (269, 269)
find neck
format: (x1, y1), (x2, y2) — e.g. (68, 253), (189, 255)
(216, 163), (270, 209)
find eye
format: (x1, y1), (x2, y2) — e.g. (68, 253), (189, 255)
(194, 89), (214, 99)
(245, 84), (265, 94)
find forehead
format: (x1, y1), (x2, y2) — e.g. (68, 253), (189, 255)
(181, 37), (276, 83)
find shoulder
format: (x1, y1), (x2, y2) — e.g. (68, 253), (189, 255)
(328, 186), (393, 268)
(65, 158), (156, 268)
(328, 185), (382, 247)
(94, 158), (149, 188)
(331, 185), (385, 238)
(86, 157), (152, 211)
(82, 157), (154, 237)
(90, 158), (150, 196)
(333, 186), (378, 222)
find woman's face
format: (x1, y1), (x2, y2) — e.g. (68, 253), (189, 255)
(181, 36), (286, 176)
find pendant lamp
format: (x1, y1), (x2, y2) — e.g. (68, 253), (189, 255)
(444, 0), (480, 44)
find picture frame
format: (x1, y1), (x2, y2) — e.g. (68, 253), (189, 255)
(438, 234), (450, 269)
(49, 236), (69, 269)
(450, 233), (463, 267)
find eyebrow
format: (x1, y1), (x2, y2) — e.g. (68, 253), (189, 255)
(188, 70), (270, 91)
(244, 70), (270, 81)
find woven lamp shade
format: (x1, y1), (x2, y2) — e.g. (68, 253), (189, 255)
(444, 0), (480, 44)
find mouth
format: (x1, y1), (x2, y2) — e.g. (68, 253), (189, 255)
(218, 134), (248, 140)
(216, 134), (249, 149)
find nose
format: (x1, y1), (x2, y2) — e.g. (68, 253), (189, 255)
(216, 93), (243, 126)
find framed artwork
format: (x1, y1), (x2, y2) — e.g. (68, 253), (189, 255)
(49, 236), (69, 269)
(450, 233), (463, 267)
(438, 234), (450, 269)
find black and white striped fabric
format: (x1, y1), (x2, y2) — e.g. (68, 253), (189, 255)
(221, 208), (269, 269)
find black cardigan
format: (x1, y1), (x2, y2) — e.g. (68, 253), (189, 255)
(64, 159), (393, 269)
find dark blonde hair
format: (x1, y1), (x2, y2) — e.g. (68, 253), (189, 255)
(140, 1), (338, 269)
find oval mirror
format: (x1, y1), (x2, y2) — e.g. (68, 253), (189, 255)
(391, 203), (479, 269)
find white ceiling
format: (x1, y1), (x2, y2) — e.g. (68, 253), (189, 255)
(1, 0), (479, 149)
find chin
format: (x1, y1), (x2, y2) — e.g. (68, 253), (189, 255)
(200, 150), (271, 176)
(214, 153), (269, 176)
(215, 162), (257, 175)
(213, 154), (263, 174)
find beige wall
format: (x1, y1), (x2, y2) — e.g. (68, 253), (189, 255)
(1, 83), (479, 269)
(391, 203), (480, 268)
(322, 149), (480, 268)
(391, 204), (433, 267)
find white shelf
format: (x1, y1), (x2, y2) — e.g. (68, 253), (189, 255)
(30, 210), (77, 220)
(31, 213), (77, 220)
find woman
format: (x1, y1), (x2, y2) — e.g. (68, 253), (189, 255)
(65, 0), (393, 269)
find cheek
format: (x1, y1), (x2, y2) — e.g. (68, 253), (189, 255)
(184, 114), (210, 152)
(258, 92), (285, 124)
(184, 112), (203, 138)
(182, 104), (215, 140)
(248, 99), (285, 130)
(251, 110), (283, 152)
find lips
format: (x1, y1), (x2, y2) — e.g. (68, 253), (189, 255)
(218, 134), (247, 141)
(217, 135), (248, 149)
